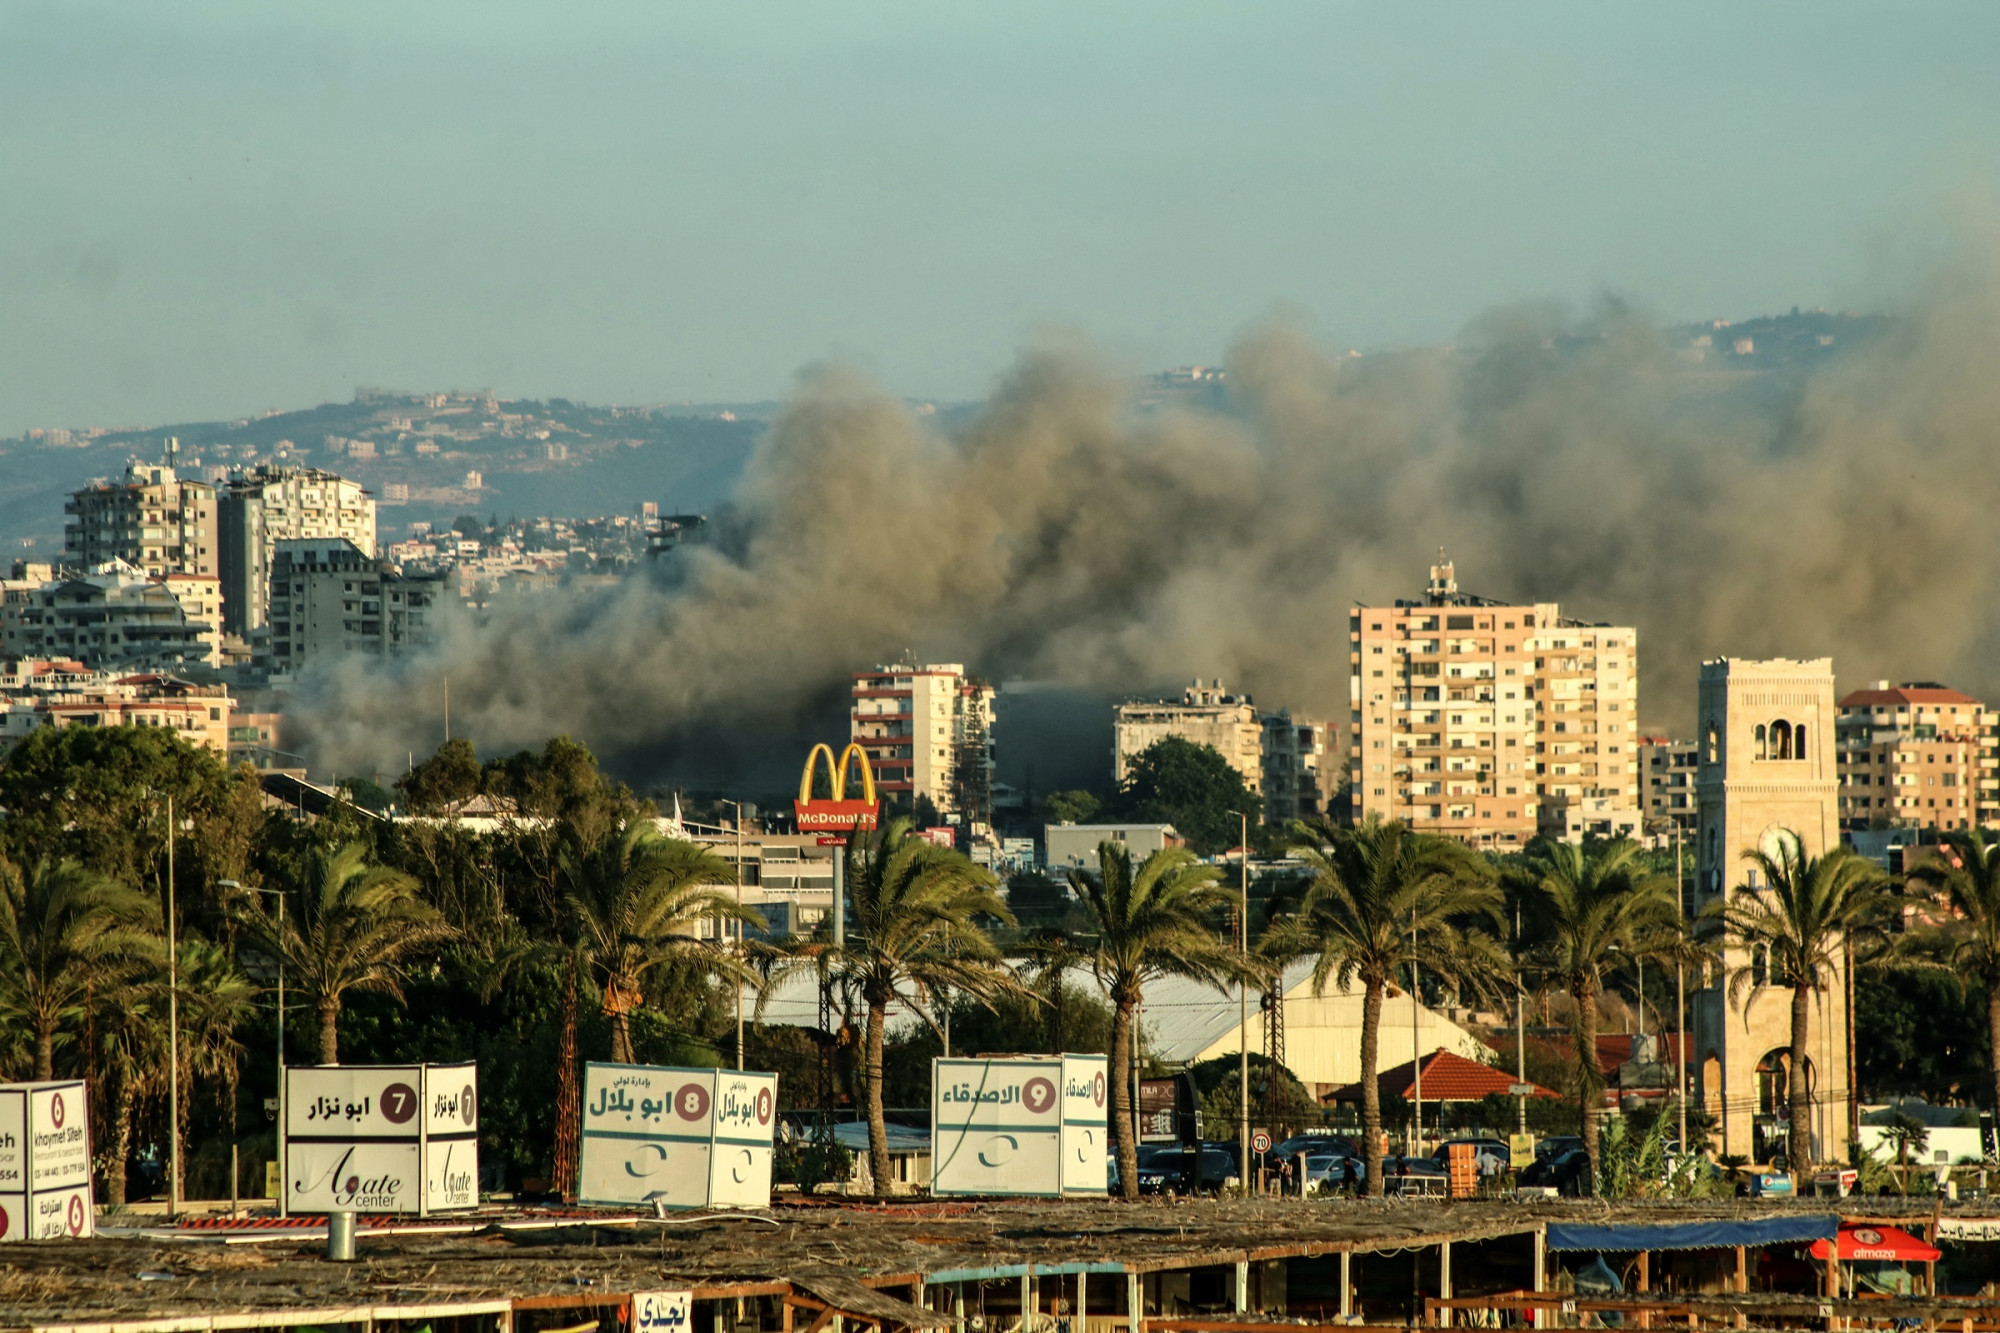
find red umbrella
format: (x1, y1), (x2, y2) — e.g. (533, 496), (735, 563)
(1808, 1225), (1941, 1263)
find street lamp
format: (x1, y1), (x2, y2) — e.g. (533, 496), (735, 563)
(227, 881), (287, 1218)
(164, 795), (180, 1221)
(722, 800), (745, 1071)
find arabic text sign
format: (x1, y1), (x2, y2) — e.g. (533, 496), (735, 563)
(0, 1081), (94, 1241)
(934, 1056), (1082, 1197)
(633, 1289), (694, 1333)
(284, 1064), (479, 1214)
(1059, 1054), (1109, 1197)
(578, 1063), (778, 1209)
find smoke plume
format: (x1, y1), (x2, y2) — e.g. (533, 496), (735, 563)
(293, 244), (2000, 787)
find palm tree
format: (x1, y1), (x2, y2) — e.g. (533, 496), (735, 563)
(172, 935), (257, 1192)
(563, 824), (756, 1064)
(1272, 818), (1499, 1197)
(1509, 838), (1678, 1186)
(1069, 842), (1238, 1199)
(241, 841), (448, 1063)
(1716, 831), (1889, 1180)
(1904, 830), (2000, 1132)
(93, 980), (167, 1205)
(0, 856), (160, 1080)
(831, 817), (1018, 1195)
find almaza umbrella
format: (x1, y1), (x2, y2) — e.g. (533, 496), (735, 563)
(1809, 1225), (1942, 1263)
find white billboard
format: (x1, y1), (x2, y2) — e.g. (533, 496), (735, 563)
(1059, 1054), (1110, 1197)
(284, 1064), (478, 1215)
(0, 1080), (94, 1241)
(578, 1063), (777, 1210)
(932, 1054), (1107, 1198)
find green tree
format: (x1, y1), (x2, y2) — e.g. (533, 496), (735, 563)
(563, 825), (753, 1064)
(1113, 737), (1259, 856)
(1903, 830), (2000, 1125)
(833, 817), (1018, 1195)
(1880, 1110), (1928, 1193)
(395, 738), (484, 814)
(1508, 837), (1679, 1186)
(0, 857), (160, 1080)
(242, 842), (449, 1063)
(169, 935), (258, 1198)
(1041, 790), (1103, 826)
(1714, 832), (1889, 1179)
(1068, 842), (1238, 1198)
(1270, 818), (1499, 1196)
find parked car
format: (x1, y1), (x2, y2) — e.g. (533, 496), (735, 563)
(1520, 1147), (1593, 1196)
(1535, 1135), (1584, 1163)
(1432, 1137), (1510, 1177)
(1379, 1155), (1448, 1196)
(1137, 1143), (1241, 1195)
(1268, 1134), (1359, 1193)
(1301, 1152), (1368, 1194)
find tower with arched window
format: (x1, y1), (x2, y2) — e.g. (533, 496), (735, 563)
(1691, 656), (1845, 1164)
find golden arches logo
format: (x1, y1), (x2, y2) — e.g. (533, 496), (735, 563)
(798, 742), (877, 807)
(794, 742), (880, 832)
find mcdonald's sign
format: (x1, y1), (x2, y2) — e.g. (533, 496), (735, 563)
(794, 742), (880, 833)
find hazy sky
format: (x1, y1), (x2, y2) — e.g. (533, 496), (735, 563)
(2, 2), (1996, 436)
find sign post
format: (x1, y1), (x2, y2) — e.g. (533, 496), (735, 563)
(0, 1081), (94, 1241)
(579, 1063), (778, 1209)
(284, 1064), (479, 1216)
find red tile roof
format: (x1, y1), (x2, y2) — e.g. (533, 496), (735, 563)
(1324, 1048), (1558, 1104)
(1839, 686), (1981, 709)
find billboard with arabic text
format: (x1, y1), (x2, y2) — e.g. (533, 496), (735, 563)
(931, 1055), (1106, 1197)
(579, 1063), (777, 1209)
(0, 1080), (94, 1241)
(283, 1064), (479, 1215)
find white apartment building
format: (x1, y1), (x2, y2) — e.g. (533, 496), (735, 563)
(1113, 680), (1264, 793)
(266, 538), (444, 673)
(219, 465), (377, 636)
(0, 671), (233, 754)
(1349, 556), (1640, 849)
(63, 453), (217, 580)
(849, 663), (996, 821)
(0, 561), (222, 669)
(1112, 682), (1336, 825)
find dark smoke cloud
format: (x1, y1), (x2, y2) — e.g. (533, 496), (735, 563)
(292, 247), (2000, 785)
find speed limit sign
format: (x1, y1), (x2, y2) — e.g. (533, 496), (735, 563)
(1251, 1129), (1272, 1154)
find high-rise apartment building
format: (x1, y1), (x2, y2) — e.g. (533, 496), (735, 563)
(266, 538), (443, 673)
(63, 453), (217, 579)
(849, 663), (996, 821)
(1348, 557), (1639, 849)
(218, 465), (377, 636)
(1261, 711), (1335, 824)
(1834, 681), (1998, 832)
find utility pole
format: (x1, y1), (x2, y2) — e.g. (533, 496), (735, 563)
(727, 800), (745, 1071)
(1676, 823), (1688, 1156)
(1411, 905), (1422, 1157)
(1515, 900), (1527, 1137)
(1238, 812), (1249, 1190)
(167, 794), (181, 1221)
(443, 675), (450, 743)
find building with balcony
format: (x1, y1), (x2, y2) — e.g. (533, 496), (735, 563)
(218, 465), (376, 636)
(1636, 735), (1700, 834)
(848, 663), (996, 822)
(1835, 681), (1998, 831)
(63, 452), (217, 579)
(1113, 682), (1334, 825)
(0, 667), (233, 754)
(0, 561), (222, 669)
(266, 538), (444, 674)
(1348, 555), (1639, 849)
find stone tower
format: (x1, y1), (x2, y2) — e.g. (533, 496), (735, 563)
(1691, 657), (1847, 1164)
